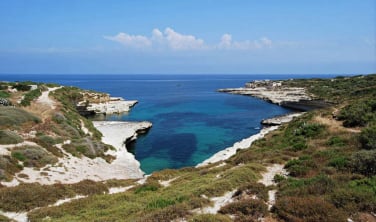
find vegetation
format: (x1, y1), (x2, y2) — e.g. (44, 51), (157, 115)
(20, 88), (42, 106)
(11, 145), (58, 168)
(1, 75), (376, 221)
(0, 180), (112, 212)
(0, 107), (40, 128)
(0, 130), (23, 144)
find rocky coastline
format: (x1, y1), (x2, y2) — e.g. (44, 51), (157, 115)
(77, 97), (138, 116)
(218, 80), (331, 111)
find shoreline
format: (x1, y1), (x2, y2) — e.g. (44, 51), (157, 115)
(197, 113), (301, 167)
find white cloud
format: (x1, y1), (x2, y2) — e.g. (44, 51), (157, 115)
(218, 34), (272, 50)
(219, 34), (232, 49)
(104, 32), (152, 48)
(164, 27), (205, 50)
(105, 28), (272, 51)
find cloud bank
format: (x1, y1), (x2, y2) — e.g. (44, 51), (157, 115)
(104, 27), (272, 51)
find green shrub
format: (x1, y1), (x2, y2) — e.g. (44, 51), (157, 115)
(337, 99), (376, 127)
(146, 196), (186, 209)
(134, 184), (160, 194)
(20, 89), (42, 106)
(70, 179), (108, 196)
(0, 107), (40, 127)
(136, 204), (190, 222)
(274, 196), (347, 222)
(294, 122), (325, 138)
(359, 125), (376, 150)
(62, 137), (108, 158)
(285, 156), (316, 177)
(349, 150), (376, 176)
(12, 84), (31, 91)
(0, 91), (10, 98)
(0, 180), (108, 212)
(327, 136), (345, 147)
(278, 175), (335, 197)
(233, 182), (268, 201)
(328, 156), (348, 170)
(33, 135), (63, 157)
(219, 199), (268, 218)
(290, 136), (307, 151)
(189, 214), (232, 222)
(0, 130), (23, 144)
(11, 146), (58, 168)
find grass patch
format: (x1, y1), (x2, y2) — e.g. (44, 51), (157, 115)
(11, 146), (58, 168)
(0, 91), (10, 98)
(219, 199), (268, 219)
(0, 180), (108, 212)
(0, 107), (40, 128)
(0, 130), (23, 144)
(274, 196), (347, 222)
(189, 214), (232, 222)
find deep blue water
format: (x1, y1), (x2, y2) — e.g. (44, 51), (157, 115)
(0, 74), (339, 173)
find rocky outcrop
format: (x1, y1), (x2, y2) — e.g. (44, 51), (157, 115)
(261, 113), (302, 126)
(77, 97), (138, 115)
(218, 80), (331, 111)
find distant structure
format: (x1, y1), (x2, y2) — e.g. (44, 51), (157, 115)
(245, 80), (283, 90)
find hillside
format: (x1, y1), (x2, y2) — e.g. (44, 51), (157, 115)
(0, 74), (375, 222)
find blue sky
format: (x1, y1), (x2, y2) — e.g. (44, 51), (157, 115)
(0, 0), (375, 74)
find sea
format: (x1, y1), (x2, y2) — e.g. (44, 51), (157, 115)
(0, 74), (339, 174)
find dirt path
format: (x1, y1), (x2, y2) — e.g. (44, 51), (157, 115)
(314, 115), (361, 133)
(258, 164), (287, 210)
(26, 87), (61, 120)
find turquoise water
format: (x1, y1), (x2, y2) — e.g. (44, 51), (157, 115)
(0, 74), (337, 173)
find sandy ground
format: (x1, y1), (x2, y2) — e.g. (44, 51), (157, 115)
(258, 164), (287, 210)
(36, 87), (61, 110)
(195, 190), (236, 214)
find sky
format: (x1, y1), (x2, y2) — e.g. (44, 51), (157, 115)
(0, 0), (375, 74)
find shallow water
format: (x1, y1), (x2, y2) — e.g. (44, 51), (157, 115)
(0, 74), (336, 173)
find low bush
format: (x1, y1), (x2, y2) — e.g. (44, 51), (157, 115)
(285, 156), (316, 177)
(278, 175), (335, 197)
(293, 122), (325, 138)
(349, 150), (376, 176)
(0, 180), (108, 212)
(11, 146), (58, 168)
(328, 156), (348, 170)
(70, 179), (108, 196)
(62, 137), (108, 158)
(233, 182), (268, 201)
(327, 136), (346, 147)
(189, 214), (232, 222)
(274, 196), (347, 222)
(33, 134), (64, 157)
(359, 125), (376, 150)
(337, 99), (376, 127)
(146, 196), (186, 209)
(0, 156), (22, 180)
(0, 130), (23, 144)
(219, 199), (268, 219)
(136, 204), (190, 222)
(0, 107), (40, 128)
(12, 84), (31, 91)
(134, 183), (160, 194)
(20, 88), (42, 106)
(0, 91), (10, 98)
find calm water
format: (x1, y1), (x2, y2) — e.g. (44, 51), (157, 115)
(0, 74), (337, 173)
